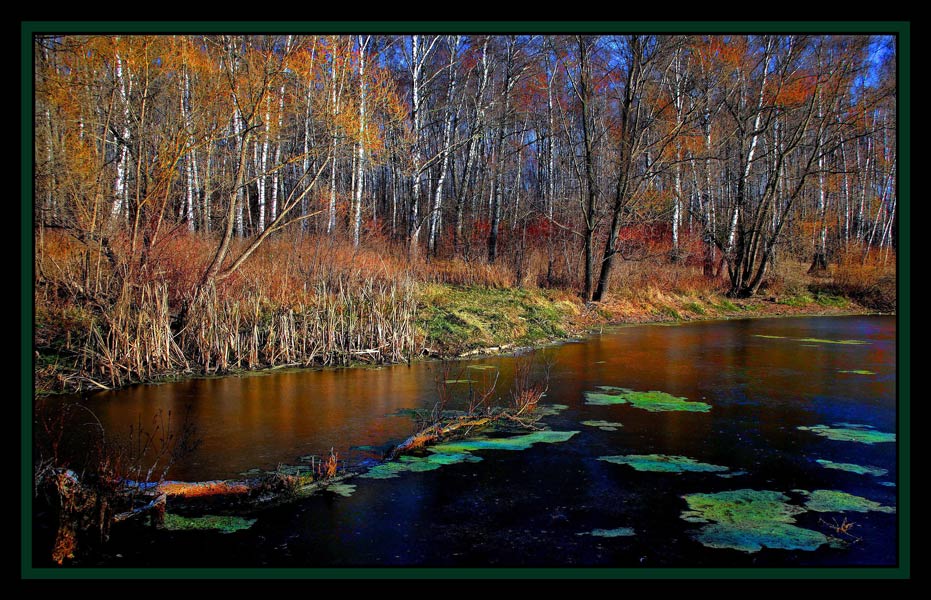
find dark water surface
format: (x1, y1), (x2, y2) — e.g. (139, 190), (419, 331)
(55, 315), (899, 568)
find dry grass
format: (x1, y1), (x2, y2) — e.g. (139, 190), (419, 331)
(33, 228), (895, 393)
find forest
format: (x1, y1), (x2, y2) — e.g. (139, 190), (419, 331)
(33, 33), (898, 392)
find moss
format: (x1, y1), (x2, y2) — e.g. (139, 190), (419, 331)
(585, 386), (711, 412)
(838, 369), (876, 375)
(580, 420), (624, 431)
(162, 513), (257, 534)
(600, 454), (728, 473)
(815, 459), (888, 477)
(680, 489), (828, 553)
(798, 423), (895, 444)
(799, 489), (895, 514)
(577, 527), (635, 538)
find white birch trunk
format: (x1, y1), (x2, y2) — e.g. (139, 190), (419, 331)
(353, 35), (370, 247)
(428, 35), (460, 255)
(113, 50), (132, 221)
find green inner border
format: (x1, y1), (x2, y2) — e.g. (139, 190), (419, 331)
(20, 20), (910, 580)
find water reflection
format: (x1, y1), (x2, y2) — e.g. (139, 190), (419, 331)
(59, 315), (894, 486)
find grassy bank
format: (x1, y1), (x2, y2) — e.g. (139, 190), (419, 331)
(33, 232), (894, 394)
(416, 281), (877, 358)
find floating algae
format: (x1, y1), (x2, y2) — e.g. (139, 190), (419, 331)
(580, 420), (624, 431)
(325, 482), (357, 497)
(533, 403), (569, 417)
(431, 430), (579, 454)
(362, 430), (579, 480)
(717, 470), (748, 479)
(387, 408), (423, 418)
(680, 489), (828, 553)
(799, 490), (895, 514)
(795, 338), (869, 345)
(798, 423), (895, 444)
(162, 513), (256, 534)
(360, 452), (482, 479)
(273, 464), (314, 477)
(599, 454), (729, 474)
(754, 334), (870, 345)
(444, 379), (476, 384)
(465, 364), (497, 370)
(577, 527), (635, 538)
(838, 369), (876, 375)
(584, 386), (711, 412)
(815, 459), (888, 477)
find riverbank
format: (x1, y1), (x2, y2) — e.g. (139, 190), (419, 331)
(33, 231), (894, 394)
(35, 279), (885, 396)
(418, 281), (885, 358)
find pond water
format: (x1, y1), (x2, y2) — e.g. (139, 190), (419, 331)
(46, 315), (898, 568)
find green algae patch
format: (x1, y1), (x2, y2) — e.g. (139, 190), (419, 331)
(362, 430), (578, 480)
(585, 386), (711, 412)
(795, 338), (869, 345)
(163, 513), (257, 534)
(444, 379), (476, 384)
(815, 459), (887, 477)
(599, 454), (728, 473)
(838, 369), (876, 375)
(387, 408), (423, 418)
(717, 470), (748, 479)
(360, 452), (482, 479)
(465, 364), (497, 370)
(431, 430), (579, 454)
(798, 423), (895, 444)
(879, 481), (896, 487)
(533, 403), (568, 417)
(577, 527), (635, 538)
(680, 489), (828, 553)
(325, 482), (357, 497)
(580, 420), (623, 431)
(799, 490), (895, 514)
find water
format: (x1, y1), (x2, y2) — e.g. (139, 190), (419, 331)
(44, 315), (898, 567)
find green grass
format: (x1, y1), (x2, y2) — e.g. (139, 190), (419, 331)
(778, 294), (814, 307)
(417, 284), (572, 354)
(685, 301), (706, 315)
(813, 292), (848, 308)
(655, 305), (682, 320)
(714, 299), (741, 312)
